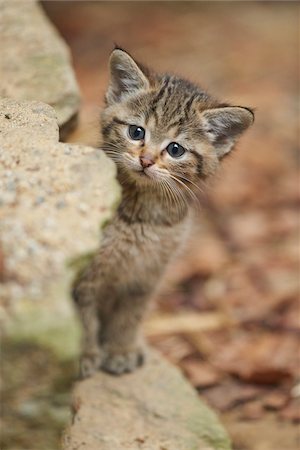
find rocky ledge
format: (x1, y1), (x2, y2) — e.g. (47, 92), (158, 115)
(63, 351), (232, 450)
(0, 98), (120, 357)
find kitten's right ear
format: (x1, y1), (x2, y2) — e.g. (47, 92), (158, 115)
(106, 49), (150, 104)
(199, 106), (254, 158)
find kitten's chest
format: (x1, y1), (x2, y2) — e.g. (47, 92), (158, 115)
(102, 216), (189, 274)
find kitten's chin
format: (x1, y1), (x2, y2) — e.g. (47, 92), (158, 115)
(131, 169), (154, 184)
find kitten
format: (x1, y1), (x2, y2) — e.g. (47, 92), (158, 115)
(73, 48), (254, 377)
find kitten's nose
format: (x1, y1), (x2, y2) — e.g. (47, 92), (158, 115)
(140, 155), (154, 169)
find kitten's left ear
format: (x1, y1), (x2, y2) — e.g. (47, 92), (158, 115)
(200, 106), (254, 158)
(106, 49), (150, 104)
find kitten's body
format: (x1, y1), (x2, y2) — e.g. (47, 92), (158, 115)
(74, 194), (190, 375)
(73, 49), (254, 376)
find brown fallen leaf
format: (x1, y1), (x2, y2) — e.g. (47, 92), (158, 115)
(213, 254), (299, 323)
(212, 332), (298, 384)
(201, 379), (262, 412)
(239, 400), (265, 421)
(263, 390), (289, 411)
(180, 359), (222, 388)
(266, 297), (300, 332)
(280, 399), (300, 423)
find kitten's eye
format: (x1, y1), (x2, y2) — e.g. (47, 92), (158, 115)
(166, 142), (185, 158)
(128, 125), (145, 141)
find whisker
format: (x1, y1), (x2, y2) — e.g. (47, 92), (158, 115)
(164, 177), (188, 216)
(162, 179), (179, 214)
(172, 172), (205, 195)
(169, 174), (198, 205)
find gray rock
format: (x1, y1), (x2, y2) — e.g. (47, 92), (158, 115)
(0, 98), (120, 448)
(63, 351), (232, 450)
(0, 98), (120, 358)
(0, 0), (81, 139)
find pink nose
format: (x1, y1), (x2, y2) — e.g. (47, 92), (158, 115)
(140, 155), (154, 169)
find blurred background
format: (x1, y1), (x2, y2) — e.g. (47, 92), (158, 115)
(15, 1), (300, 449)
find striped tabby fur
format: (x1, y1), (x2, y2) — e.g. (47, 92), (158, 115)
(73, 48), (254, 376)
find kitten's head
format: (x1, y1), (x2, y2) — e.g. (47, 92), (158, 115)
(101, 48), (254, 196)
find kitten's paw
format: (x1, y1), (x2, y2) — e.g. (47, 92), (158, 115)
(101, 349), (145, 375)
(80, 352), (102, 379)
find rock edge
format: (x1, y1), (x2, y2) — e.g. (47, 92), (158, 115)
(63, 350), (232, 450)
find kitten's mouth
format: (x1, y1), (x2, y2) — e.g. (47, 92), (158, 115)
(133, 165), (165, 183)
(138, 169), (148, 176)
(134, 167), (150, 177)
(124, 161), (156, 182)
(131, 167), (155, 183)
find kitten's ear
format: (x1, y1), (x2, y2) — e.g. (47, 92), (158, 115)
(200, 106), (254, 158)
(106, 49), (150, 104)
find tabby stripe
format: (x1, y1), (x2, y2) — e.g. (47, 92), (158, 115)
(152, 108), (159, 126)
(113, 117), (128, 126)
(151, 77), (170, 110)
(166, 116), (185, 131)
(183, 94), (197, 120)
(190, 149), (203, 173)
(102, 121), (114, 137)
(103, 117), (128, 136)
(162, 84), (173, 108)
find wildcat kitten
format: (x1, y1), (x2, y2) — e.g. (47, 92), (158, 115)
(73, 48), (254, 377)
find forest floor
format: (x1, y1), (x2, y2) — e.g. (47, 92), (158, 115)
(44, 2), (300, 449)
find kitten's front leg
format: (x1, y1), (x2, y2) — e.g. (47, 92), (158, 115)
(73, 284), (102, 379)
(99, 293), (148, 375)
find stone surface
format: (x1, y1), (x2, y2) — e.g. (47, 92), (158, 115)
(0, 98), (120, 357)
(63, 351), (232, 450)
(0, 0), (81, 138)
